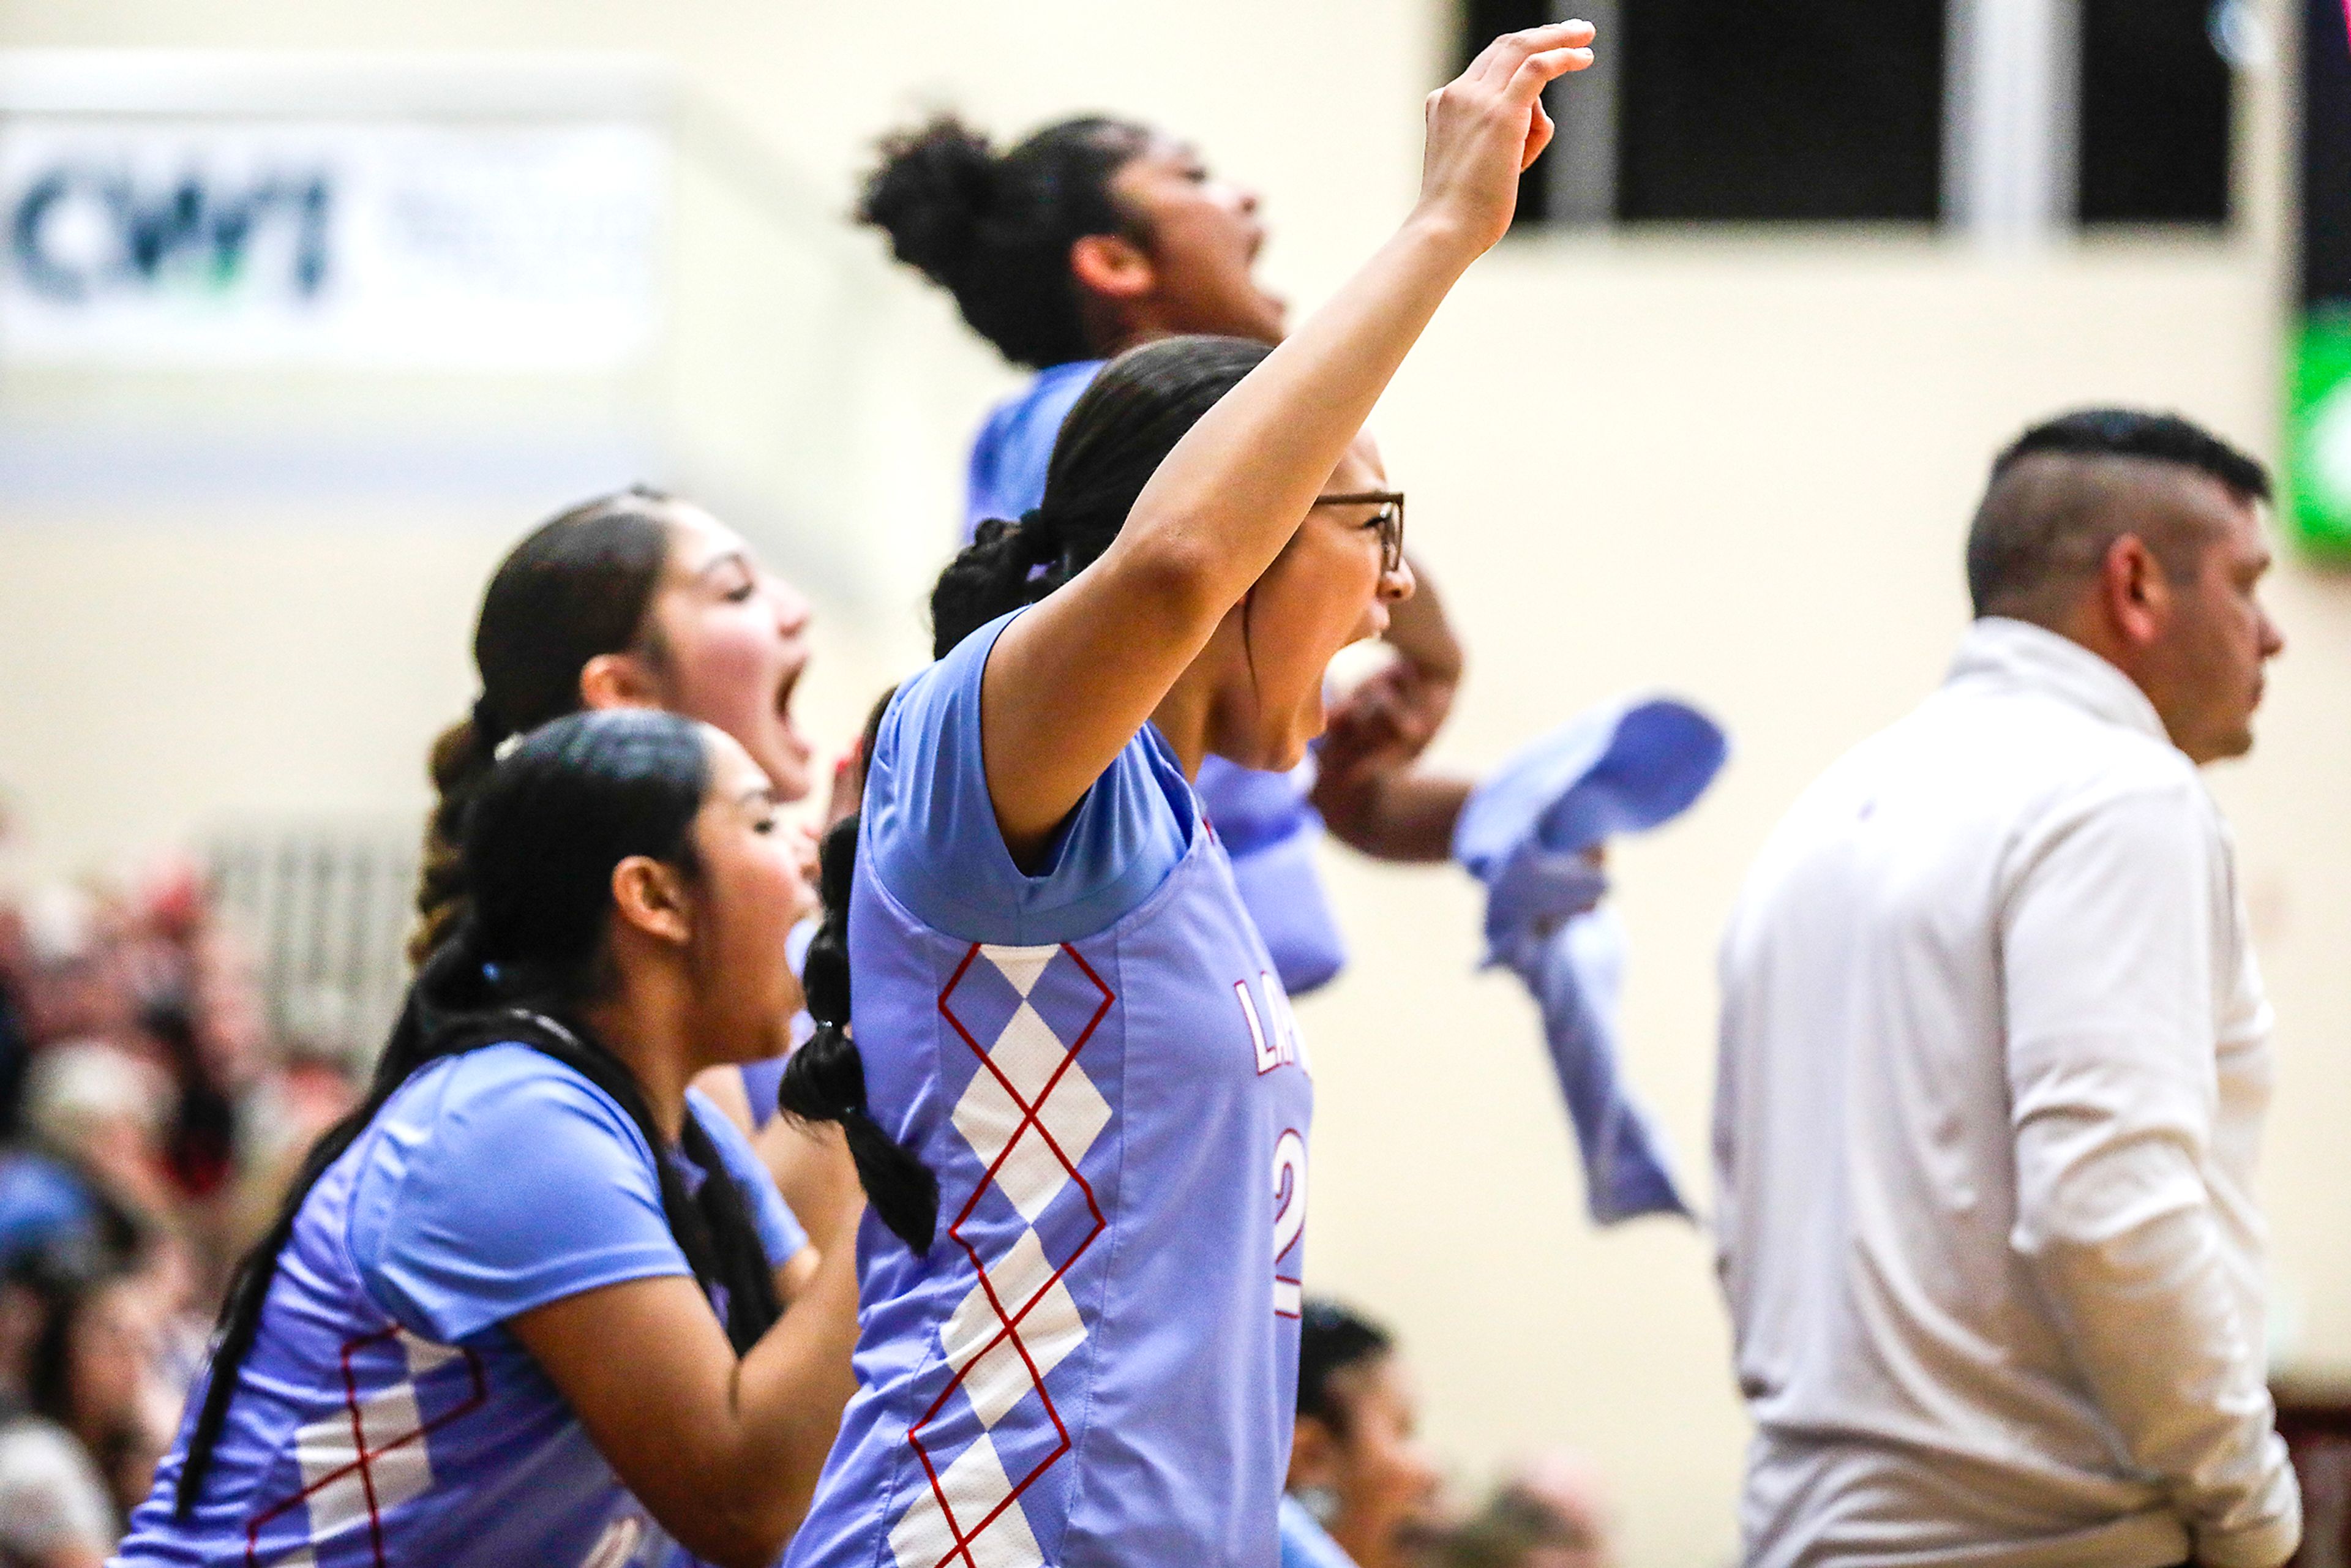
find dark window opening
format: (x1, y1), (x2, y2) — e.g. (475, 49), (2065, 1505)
(1616, 0), (1945, 222)
(2077, 0), (2233, 225)
(2302, 0), (2351, 305)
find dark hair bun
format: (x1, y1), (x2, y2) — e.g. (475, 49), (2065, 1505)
(860, 116), (999, 286)
(858, 113), (1146, 371)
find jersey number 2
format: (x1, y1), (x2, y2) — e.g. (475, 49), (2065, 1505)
(1272, 1129), (1307, 1318)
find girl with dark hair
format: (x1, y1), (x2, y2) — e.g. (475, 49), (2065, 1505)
(784, 28), (1593, 1568)
(860, 113), (1286, 534)
(414, 486), (815, 964)
(862, 100), (1474, 999)
(114, 711), (861, 1568)
(413, 486), (843, 1277)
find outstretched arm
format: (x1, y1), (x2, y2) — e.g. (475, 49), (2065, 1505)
(979, 25), (1595, 863)
(1315, 762), (1473, 862)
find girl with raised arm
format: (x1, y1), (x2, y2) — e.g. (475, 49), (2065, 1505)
(781, 29), (1592, 1568)
(858, 97), (1475, 997)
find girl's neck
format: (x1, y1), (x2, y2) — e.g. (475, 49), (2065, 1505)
(1149, 674), (1215, 782)
(579, 983), (696, 1142)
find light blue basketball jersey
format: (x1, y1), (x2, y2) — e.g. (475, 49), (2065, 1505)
(964, 360), (1103, 539)
(961, 361), (1349, 996)
(114, 1046), (803, 1568)
(786, 613), (1316, 1568)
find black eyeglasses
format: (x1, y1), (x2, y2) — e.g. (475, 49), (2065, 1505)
(1311, 490), (1405, 575)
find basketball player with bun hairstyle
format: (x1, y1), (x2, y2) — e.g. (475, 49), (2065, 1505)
(779, 27), (1595, 1568)
(411, 488), (850, 1266)
(860, 89), (1474, 997)
(116, 710), (860, 1568)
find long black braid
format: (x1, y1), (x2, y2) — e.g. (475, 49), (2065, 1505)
(174, 710), (781, 1518)
(777, 690), (940, 1253)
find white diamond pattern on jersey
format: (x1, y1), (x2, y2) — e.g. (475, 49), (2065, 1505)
(950, 996), (1111, 1222)
(279, 1329), (477, 1559)
(940, 1228), (1087, 1428)
(890, 1435), (1046, 1568)
(893, 942), (1116, 1568)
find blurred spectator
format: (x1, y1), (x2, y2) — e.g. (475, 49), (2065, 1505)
(0, 1252), (153, 1568)
(12, 889), (140, 1059)
(0, 1144), (111, 1285)
(220, 1037), (359, 1264)
(1442, 1454), (1616, 1568)
(1285, 1301), (1622, 1568)
(23, 1040), (178, 1224)
(1287, 1300), (1445, 1568)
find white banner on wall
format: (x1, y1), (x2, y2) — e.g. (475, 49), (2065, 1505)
(0, 118), (666, 370)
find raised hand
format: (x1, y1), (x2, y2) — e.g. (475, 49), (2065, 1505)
(977, 27), (1593, 855)
(1416, 21), (1596, 254)
(1320, 658), (1454, 785)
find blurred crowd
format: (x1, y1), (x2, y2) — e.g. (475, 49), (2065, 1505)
(0, 819), (359, 1567)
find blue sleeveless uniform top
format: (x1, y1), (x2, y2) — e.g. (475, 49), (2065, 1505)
(787, 612), (1316, 1568)
(114, 1046), (804, 1568)
(962, 363), (1348, 996)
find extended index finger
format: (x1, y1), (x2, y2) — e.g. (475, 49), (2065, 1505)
(1466, 19), (1597, 86)
(1503, 41), (1596, 110)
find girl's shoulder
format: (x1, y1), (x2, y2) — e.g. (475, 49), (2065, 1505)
(380, 1043), (644, 1153)
(862, 613), (1194, 947)
(347, 1044), (686, 1345)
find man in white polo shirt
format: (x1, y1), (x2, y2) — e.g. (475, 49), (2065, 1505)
(1713, 410), (2297, 1568)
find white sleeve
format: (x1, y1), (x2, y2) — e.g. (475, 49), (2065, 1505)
(0, 1423), (116, 1558)
(2003, 781), (2299, 1568)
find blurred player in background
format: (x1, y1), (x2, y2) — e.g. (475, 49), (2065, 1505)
(1284, 1299), (1444, 1568)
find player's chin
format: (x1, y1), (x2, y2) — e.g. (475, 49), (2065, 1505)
(752, 727), (816, 802)
(1269, 709), (1325, 772)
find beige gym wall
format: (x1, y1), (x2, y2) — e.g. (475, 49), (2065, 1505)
(1, 2), (2344, 1564)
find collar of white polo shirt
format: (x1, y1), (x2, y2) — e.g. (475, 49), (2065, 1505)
(1945, 615), (2170, 748)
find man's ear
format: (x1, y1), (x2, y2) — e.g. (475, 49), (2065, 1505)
(1286, 1414), (1344, 1493)
(2098, 533), (2172, 649)
(580, 651), (664, 713)
(1070, 233), (1157, 303)
(610, 855), (692, 947)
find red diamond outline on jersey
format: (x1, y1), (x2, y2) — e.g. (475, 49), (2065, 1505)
(907, 941), (1114, 1568)
(244, 1326), (489, 1567)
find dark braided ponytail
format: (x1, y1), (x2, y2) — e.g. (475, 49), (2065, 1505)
(777, 818), (939, 1254)
(413, 489), (680, 962)
(929, 334), (1273, 658)
(776, 688), (940, 1253)
(178, 710), (781, 1517)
